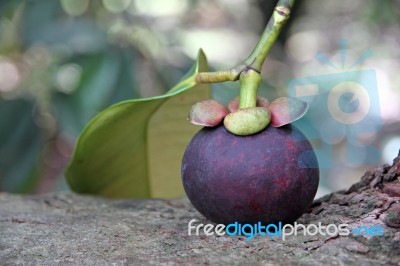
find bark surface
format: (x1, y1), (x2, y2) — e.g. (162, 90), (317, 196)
(1, 157), (400, 265)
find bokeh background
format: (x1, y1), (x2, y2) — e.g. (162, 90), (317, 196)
(1, 0), (399, 197)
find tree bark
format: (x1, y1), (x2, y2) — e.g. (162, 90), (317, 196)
(1, 157), (400, 265)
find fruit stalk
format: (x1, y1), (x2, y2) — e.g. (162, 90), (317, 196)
(239, 69), (261, 109)
(195, 0), (295, 83)
(238, 0), (294, 110)
(244, 0), (295, 72)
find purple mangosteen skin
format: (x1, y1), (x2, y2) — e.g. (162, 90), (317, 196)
(181, 124), (319, 225)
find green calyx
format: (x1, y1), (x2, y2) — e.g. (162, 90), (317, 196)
(224, 107), (271, 136)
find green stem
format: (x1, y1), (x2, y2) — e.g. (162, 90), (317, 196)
(195, 64), (245, 83)
(195, 0), (295, 83)
(237, 0), (294, 110)
(244, 0), (295, 72)
(239, 69), (261, 109)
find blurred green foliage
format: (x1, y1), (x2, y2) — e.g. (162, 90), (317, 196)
(0, 98), (42, 192)
(0, 0), (194, 193)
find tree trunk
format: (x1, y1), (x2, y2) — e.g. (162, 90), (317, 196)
(1, 157), (400, 265)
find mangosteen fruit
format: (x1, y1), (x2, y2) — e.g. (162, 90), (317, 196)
(181, 123), (319, 225)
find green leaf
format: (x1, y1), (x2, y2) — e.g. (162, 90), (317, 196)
(66, 49), (210, 198)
